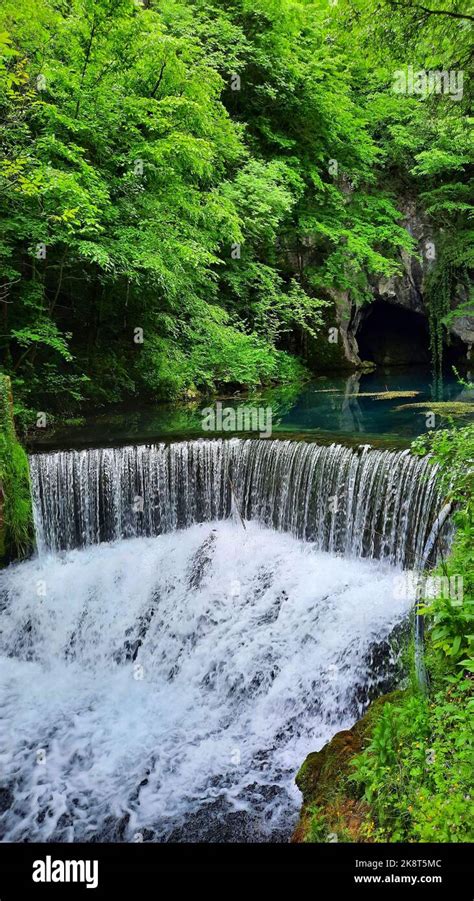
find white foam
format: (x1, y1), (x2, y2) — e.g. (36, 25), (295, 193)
(0, 522), (413, 841)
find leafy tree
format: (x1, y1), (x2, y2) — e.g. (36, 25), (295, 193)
(0, 0), (471, 420)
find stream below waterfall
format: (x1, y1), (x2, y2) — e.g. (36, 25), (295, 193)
(0, 522), (414, 842)
(0, 438), (449, 842)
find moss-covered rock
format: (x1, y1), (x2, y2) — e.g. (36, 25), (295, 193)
(304, 300), (354, 371)
(0, 374), (34, 565)
(292, 690), (405, 843)
(395, 401), (473, 416)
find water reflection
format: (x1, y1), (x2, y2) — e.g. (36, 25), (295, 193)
(28, 368), (473, 451)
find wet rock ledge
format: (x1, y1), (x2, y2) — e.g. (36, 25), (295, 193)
(292, 691), (404, 843)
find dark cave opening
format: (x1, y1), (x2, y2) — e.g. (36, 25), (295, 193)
(356, 303), (466, 367)
(356, 302), (466, 368)
(357, 304), (430, 366)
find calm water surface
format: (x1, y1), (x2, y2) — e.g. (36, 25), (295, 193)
(28, 368), (473, 451)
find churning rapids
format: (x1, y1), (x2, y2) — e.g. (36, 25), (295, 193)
(0, 439), (448, 842)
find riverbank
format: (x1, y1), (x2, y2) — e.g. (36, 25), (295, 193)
(0, 375), (34, 566)
(293, 691), (404, 842)
(292, 424), (474, 844)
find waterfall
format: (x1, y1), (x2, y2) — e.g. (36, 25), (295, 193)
(29, 439), (443, 568)
(0, 438), (447, 842)
(0, 521), (413, 842)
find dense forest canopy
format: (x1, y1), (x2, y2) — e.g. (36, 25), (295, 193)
(0, 0), (472, 423)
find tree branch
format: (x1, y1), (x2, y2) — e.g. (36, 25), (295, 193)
(388, 0), (474, 22)
(150, 60), (167, 98)
(74, 18), (98, 118)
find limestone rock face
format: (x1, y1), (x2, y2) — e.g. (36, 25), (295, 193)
(450, 314), (474, 348)
(372, 198), (428, 314)
(329, 199), (473, 368)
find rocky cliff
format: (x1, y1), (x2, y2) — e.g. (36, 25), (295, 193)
(330, 200), (473, 369)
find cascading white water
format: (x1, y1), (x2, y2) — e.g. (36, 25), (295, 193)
(29, 439), (442, 568)
(0, 439), (446, 842)
(0, 521), (414, 842)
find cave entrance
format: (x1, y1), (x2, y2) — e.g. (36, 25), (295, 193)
(356, 303), (431, 366)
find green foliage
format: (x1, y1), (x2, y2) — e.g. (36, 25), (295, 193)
(135, 307), (307, 399)
(305, 805), (331, 843)
(412, 423), (474, 506)
(350, 423), (474, 842)
(0, 375), (34, 560)
(412, 424), (474, 667)
(334, 0), (474, 372)
(350, 679), (473, 842)
(0, 0), (437, 419)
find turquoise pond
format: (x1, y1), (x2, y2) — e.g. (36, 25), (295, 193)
(28, 367), (473, 451)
